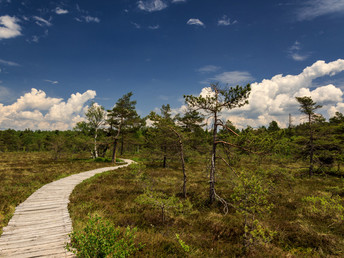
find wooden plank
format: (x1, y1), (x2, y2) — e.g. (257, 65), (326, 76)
(0, 159), (133, 257)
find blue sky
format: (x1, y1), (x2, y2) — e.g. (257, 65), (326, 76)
(1, 0), (344, 130)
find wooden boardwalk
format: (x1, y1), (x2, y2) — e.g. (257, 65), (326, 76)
(0, 159), (134, 257)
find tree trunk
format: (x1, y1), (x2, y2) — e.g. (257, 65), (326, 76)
(112, 138), (118, 164)
(210, 113), (218, 204)
(94, 129), (98, 158)
(120, 136), (124, 155)
(171, 128), (187, 198)
(309, 114), (313, 176)
(163, 155), (167, 168)
(161, 207), (165, 224)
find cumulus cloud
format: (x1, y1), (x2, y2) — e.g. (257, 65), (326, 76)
(55, 7), (68, 15)
(187, 59), (344, 129)
(0, 88), (96, 130)
(0, 15), (21, 39)
(187, 18), (205, 27)
(297, 0), (344, 21)
(138, 0), (168, 12)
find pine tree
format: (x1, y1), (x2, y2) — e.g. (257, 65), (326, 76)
(295, 96), (322, 176)
(107, 92), (141, 163)
(184, 83), (251, 204)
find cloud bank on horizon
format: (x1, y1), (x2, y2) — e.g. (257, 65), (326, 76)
(1, 59), (344, 130)
(181, 59), (344, 129)
(0, 89), (96, 130)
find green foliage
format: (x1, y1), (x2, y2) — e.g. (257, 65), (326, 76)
(184, 83), (251, 114)
(231, 171), (274, 216)
(295, 96), (322, 119)
(268, 120), (280, 132)
(128, 163), (147, 179)
(245, 220), (276, 245)
(175, 233), (190, 253)
(302, 194), (344, 224)
(231, 170), (275, 247)
(135, 188), (188, 223)
(66, 215), (142, 257)
(94, 157), (112, 162)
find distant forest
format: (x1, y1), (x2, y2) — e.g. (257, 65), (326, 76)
(1, 86), (344, 177)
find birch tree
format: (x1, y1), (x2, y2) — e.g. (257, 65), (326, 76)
(85, 103), (106, 158)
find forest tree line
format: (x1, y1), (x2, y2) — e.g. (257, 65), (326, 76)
(1, 84), (344, 178)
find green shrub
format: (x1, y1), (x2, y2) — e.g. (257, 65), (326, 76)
(231, 170), (275, 247)
(135, 188), (184, 224)
(66, 215), (142, 257)
(175, 233), (190, 253)
(302, 194), (344, 224)
(94, 157), (111, 162)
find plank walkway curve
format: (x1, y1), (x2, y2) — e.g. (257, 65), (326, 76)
(0, 159), (134, 257)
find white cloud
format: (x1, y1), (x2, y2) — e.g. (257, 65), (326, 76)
(210, 71), (254, 85)
(197, 65), (221, 73)
(148, 25), (160, 30)
(44, 80), (59, 85)
(55, 7), (69, 15)
(0, 88), (96, 130)
(45, 90), (96, 122)
(0, 58), (19, 66)
(0, 86), (12, 102)
(83, 16), (100, 23)
(131, 22), (141, 29)
(187, 18), (205, 27)
(291, 53), (309, 61)
(188, 59), (344, 129)
(288, 41), (309, 61)
(75, 16), (100, 23)
(0, 15), (21, 40)
(218, 15), (237, 26)
(138, 0), (168, 12)
(172, 0), (186, 2)
(33, 16), (52, 27)
(297, 0), (344, 21)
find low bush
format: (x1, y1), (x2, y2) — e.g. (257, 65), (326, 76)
(66, 214), (143, 257)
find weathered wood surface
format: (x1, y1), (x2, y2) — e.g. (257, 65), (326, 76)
(0, 159), (134, 257)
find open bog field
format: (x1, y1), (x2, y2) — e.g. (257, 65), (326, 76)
(68, 156), (344, 257)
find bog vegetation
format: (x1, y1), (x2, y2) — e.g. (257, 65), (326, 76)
(1, 84), (344, 256)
